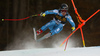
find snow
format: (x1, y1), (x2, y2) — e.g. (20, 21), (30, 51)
(0, 47), (100, 56)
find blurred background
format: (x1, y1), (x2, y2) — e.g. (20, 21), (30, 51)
(0, 0), (100, 51)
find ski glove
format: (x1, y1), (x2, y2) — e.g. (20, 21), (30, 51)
(71, 27), (75, 31)
(40, 12), (46, 17)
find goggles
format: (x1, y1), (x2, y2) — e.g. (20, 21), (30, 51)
(61, 10), (67, 12)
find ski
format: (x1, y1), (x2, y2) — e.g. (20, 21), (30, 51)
(33, 28), (37, 40)
(37, 33), (51, 42)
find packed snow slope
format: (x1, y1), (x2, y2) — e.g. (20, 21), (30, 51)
(0, 47), (100, 56)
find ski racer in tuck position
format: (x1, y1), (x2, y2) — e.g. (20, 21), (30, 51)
(36, 3), (75, 37)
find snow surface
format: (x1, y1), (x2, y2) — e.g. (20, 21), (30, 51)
(0, 47), (100, 56)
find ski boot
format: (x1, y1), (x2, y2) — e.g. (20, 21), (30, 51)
(36, 29), (43, 35)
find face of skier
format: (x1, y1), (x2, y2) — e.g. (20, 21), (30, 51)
(61, 10), (67, 16)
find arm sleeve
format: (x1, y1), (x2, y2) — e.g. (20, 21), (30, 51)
(66, 15), (75, 27)
(44, 9), (59, 15)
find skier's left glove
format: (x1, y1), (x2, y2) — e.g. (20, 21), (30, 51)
(40, 12), (46, 17)
(71, 27), (75, 31)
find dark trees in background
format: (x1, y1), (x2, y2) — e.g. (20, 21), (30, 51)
(0, 0), (30, 50)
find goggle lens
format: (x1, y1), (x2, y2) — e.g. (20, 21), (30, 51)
(61, 10), (67, 12)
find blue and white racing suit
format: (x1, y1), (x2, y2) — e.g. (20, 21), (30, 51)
(40, 9), (75, 36)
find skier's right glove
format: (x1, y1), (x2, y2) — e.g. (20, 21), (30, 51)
(71, 27), (75, 31)
(40, 12), (46, 17)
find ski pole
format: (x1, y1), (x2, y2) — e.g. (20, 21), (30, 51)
(64, 39), (69, 51)
(2, 14), (41, 21)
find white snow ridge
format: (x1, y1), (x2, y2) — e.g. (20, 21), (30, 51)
(0, 47), (100, 56)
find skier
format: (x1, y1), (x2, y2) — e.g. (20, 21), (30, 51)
(36, 3), (75, 36)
